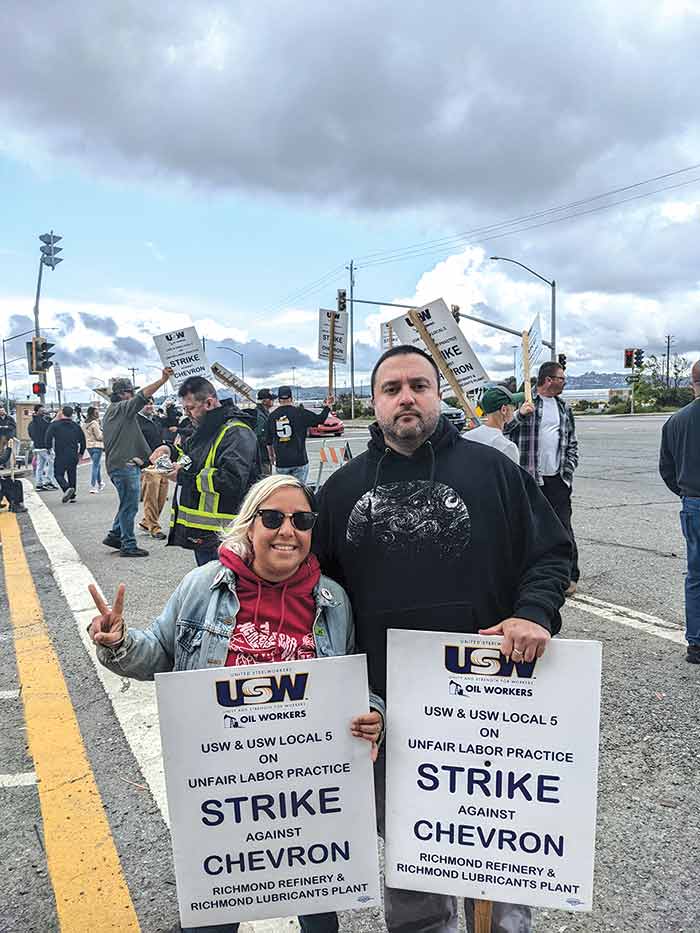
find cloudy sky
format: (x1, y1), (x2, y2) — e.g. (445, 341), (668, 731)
(2, 0), (700, 400)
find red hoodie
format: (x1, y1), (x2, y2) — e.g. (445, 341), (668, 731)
(218, 549), (321, 666)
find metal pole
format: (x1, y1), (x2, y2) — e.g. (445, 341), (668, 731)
(550, 280), (557, 361)
(349, 260), (355, 419)
(33, 255), (45, 404)
(2, 340), (8, 409)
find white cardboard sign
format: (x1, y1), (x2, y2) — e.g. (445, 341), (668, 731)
(153, 325), (213, 389)
(53, 363), (63, 392)
(385, 630), (601, 913)
(155, 655), (380, 927)
(318, 310), (348, 364)
(515, 314), (545, 391)
(390, 299), (489, 394)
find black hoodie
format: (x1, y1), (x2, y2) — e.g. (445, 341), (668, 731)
(313, 417), (571, 697)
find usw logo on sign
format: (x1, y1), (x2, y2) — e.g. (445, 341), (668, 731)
(444, 645), (537, 679)
(165, 331), (186, 341)
(215, 672), (309, 707)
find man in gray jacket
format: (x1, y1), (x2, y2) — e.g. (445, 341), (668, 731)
(102, 367), (172, 557)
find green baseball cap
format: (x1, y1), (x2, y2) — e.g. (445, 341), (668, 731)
(480, 386), (525, 414)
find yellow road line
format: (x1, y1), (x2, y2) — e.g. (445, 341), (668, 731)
(0, 512), (140, 932)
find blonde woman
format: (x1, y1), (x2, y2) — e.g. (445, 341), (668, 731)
(84, 406), (105, 493)
(88, 474), (383, 933)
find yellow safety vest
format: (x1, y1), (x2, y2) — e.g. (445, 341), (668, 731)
(171, 420), (251, 533)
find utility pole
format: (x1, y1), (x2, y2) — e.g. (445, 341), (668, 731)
(348, 260), (355, 418)
(666, 335), (672, 387)
(128, 367), (138, 387)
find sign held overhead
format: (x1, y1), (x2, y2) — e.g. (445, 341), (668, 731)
(153, 326), (213, 390)
(318, 309), (348, 364)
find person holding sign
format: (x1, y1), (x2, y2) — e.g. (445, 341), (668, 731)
(504, 361), (580, 596)
(465, 386), (523, 463)
(314, 345), (571, 933)
(88, 474), (384, 933)
(266, 386), (334, 484)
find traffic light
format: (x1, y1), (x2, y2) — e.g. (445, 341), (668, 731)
(558, 353), (567, 370)
(624, 349), (634, 369)
(337, 289), (347, 314)
(634, 348), (644, 368)
(36, 336), (55, 370)
(451, 304), (461, 323)
(32, 381), (46, 396)
(39, 232), (63, 269)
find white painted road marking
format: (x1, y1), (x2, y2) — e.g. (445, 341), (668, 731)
(0, 689), (21, 700)
(22, 482), (298, 933)
(0, 771), (37, 787)
(570, 593), (685, 645)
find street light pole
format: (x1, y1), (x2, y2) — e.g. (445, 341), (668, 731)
(348, 259), (355, 419)
(490, 256), (556, 360)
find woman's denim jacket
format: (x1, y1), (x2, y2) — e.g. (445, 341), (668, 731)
(97, 561), (385, 720)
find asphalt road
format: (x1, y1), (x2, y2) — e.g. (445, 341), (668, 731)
(1, 415), (698, 933)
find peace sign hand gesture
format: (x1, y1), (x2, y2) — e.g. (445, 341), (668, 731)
(88, 583), (126, 647)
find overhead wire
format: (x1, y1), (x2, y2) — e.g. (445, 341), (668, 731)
(356, 172), (700, 270)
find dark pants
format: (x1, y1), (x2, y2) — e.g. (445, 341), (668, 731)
(183, 912), (338, 933)
(194, 545), (220, 566)
(373, 748), (531, 932)
(1, 476), (24, 508)
(109, 465), (142, 551)
(541, 474), (580, 583)
(54, 456), (77, 493)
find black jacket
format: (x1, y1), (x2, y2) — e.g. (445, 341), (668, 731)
(45, 419), (86, 461)
(28, 414), (51, 449)
(0, 415), (16, 440)
(137, 412), (165, 452)
(313, 417), (571, 696)
(659, 398), (700, 497)
(167, 399), (260, 550)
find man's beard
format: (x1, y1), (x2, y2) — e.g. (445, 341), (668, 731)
(378, 406), (441, 447)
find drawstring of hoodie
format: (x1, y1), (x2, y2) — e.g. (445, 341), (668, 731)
(373, 448), (391, 494)
(250, 577), (289, 654)
(372, 440), (436, 494)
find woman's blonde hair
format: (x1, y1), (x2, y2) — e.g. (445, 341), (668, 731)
(219, 474), (315, 562)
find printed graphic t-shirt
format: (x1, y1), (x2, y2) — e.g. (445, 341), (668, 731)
(265, 404), (329, 467)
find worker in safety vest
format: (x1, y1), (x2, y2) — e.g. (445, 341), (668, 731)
(150, 376), (260, 566)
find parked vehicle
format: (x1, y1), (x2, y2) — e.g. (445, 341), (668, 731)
(441, 400), (466, 432)
(307, 411), (345, 437)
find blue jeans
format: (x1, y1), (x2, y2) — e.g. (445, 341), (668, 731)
(34, 448), (52, 486)
(681, 497), (700, 645)
(276, 463), (309, 484)
(183, 914), (338, 933)
(88, 448), (103, 487)
(109, 466), (142, 551)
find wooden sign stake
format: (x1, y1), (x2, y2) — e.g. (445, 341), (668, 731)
(407, 309), (479, 421)
(328, 311), (336, 397)
(522, 329), (533, 405)
(474, 899), (493, 933)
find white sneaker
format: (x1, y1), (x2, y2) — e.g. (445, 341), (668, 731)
(89, 487), (97, 494)
(99, 482), (106, 491)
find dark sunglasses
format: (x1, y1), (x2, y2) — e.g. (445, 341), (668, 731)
(256, 509), (318, 531)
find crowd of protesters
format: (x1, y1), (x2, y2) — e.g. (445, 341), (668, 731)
(6, 347), (700, 932)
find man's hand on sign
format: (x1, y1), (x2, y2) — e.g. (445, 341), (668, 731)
(519, 401), (535, 417)
(161, 366), (174, 383)
(88, 583), (126, 648)
(478, 617), (551, 663)
(351, 710), (383, 762)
